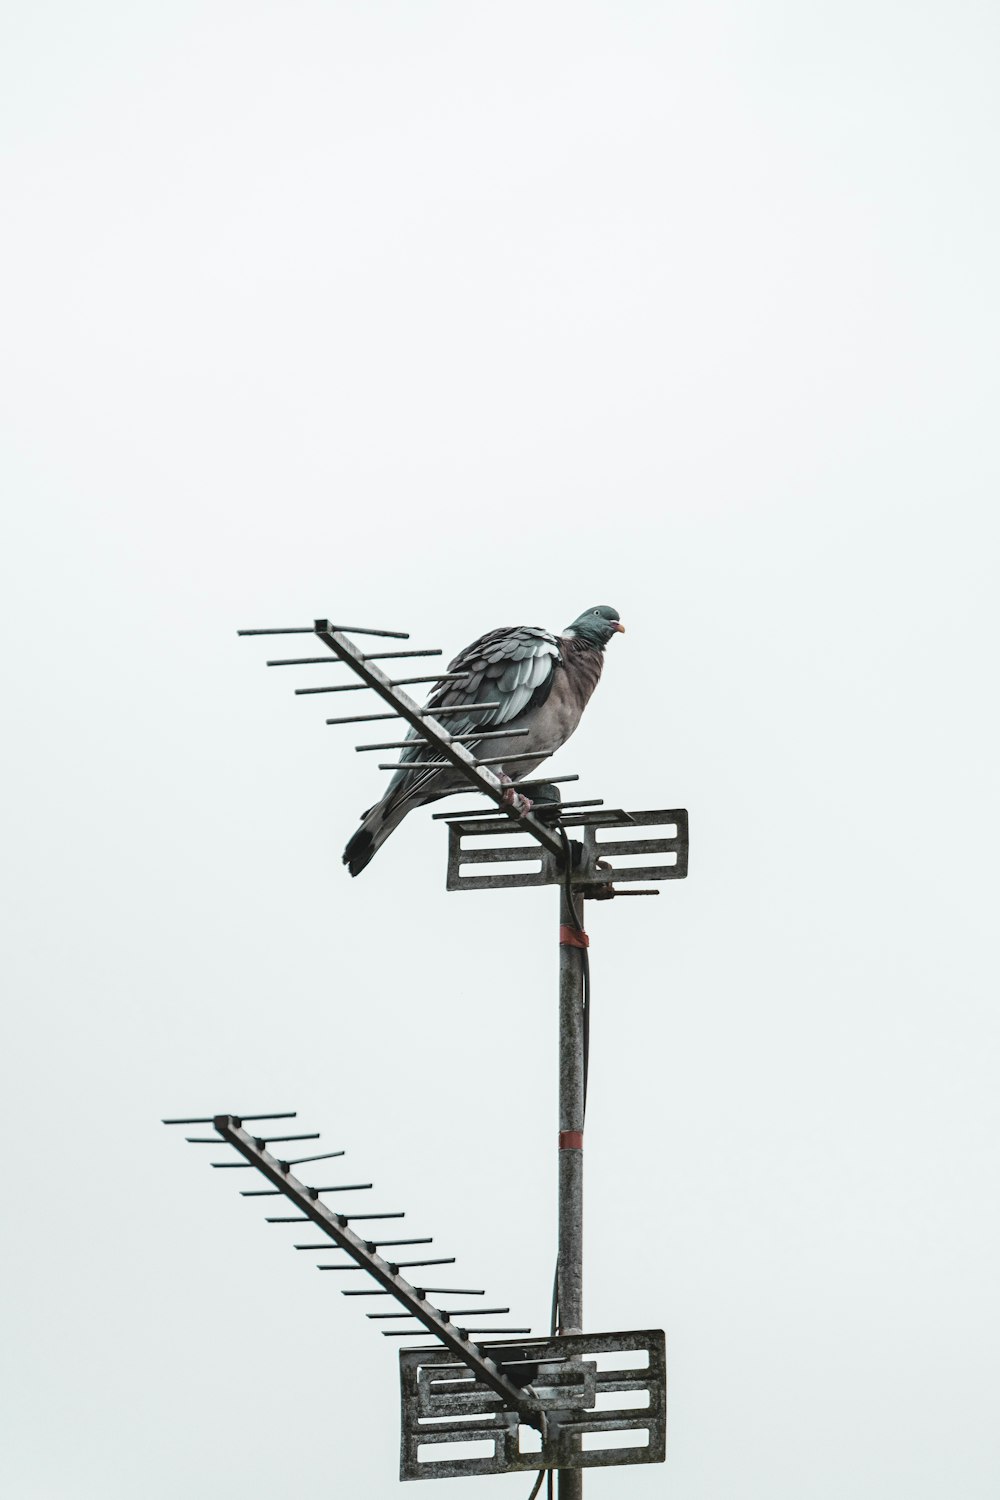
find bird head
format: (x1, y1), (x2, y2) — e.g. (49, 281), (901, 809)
(563, 605), (625, 649)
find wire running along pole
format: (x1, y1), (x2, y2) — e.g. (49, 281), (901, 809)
(557, 855), (589, 1499)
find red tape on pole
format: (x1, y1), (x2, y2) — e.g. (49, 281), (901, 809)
(559, 925), (589, 948)
(559, 1130), (584, 1150)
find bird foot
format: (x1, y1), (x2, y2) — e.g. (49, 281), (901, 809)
(505, 788), (534, 816)
(498, 773), (533, 817)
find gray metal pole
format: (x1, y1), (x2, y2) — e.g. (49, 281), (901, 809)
(558, 881), (586, 1499)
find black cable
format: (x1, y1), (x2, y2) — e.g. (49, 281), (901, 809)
(525, 1468), (546, 1500)
(526, 830), (592, 1500)
(536, 833), (591, 1497)
(581, 943), (590, 1120)
(559, 830), (591, 1122)
(526, 1258), (560, 1500)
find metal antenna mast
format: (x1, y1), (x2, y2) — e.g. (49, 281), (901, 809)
(168, 615), (687, 1491)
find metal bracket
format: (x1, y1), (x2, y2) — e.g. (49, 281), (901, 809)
(446, 809), (689, 891)
(399, 1329), (666, 1479)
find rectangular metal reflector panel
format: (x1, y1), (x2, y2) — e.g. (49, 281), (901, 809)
(446, 811), (688, 891)
(399, 1329), (666, 1479)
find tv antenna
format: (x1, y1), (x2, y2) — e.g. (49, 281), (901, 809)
(168, 616), (688, 1495)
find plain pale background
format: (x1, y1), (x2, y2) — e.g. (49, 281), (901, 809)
(2, 3), (998, 1497)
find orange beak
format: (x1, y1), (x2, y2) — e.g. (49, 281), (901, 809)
(612, 621), (626, 634)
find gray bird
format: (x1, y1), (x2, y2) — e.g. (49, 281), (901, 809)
(343, 605), (624, 876)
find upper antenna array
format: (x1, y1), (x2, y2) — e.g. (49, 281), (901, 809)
(238, 618), (688, 892)
(240, 618), (566, 857)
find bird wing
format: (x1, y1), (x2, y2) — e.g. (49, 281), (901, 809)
(384, 625), (562, 804)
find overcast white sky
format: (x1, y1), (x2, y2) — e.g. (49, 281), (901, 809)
(2, 3), (998, 1497)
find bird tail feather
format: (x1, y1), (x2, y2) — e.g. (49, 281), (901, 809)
(342, 792), (413, 877)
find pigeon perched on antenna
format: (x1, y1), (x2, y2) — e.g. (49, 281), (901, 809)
(342, 605), (624, 877)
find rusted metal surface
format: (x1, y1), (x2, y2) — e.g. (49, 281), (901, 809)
(399, 1329), (666, 1480)
(446, 808), (689, 892)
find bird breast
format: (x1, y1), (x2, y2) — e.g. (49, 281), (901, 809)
(485, 647), (603, 775)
